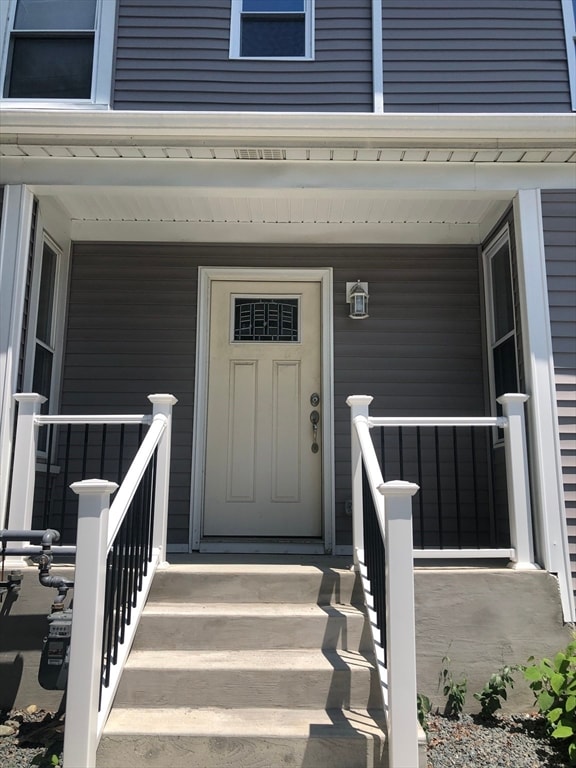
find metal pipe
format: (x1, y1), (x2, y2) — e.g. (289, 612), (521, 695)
(1, 529), (60, 542)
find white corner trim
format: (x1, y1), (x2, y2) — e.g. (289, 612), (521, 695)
(513, 189), (575, 622)
(371, 0), (384, 113)
(0, 185), (34, 528)
(561, 0), (576, 111)
(189, 266), (334, 553)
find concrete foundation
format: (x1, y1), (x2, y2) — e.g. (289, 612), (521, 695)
(414, 568), (573, 713)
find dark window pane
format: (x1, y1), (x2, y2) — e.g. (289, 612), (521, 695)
(36, 243), (57, 344)
(241, 18), (305, 56)
(491, 242), (514, 341)
(15, 0), (96, 31)
(234, 298), (299, 341)
(493, 336), (518, 398)
(243, 0), (304, 11)
(7, 36), (94, 98)
(33, 344), (53, 401)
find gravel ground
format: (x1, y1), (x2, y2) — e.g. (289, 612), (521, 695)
(0, 708), (570, 768)
(427, 713), (570, 768)
(0, 708), (63, 768)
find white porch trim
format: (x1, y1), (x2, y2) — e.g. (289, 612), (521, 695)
(0, 185), (34, 527)
(513, 189), (575, 621)
(190, 267), (334, 554)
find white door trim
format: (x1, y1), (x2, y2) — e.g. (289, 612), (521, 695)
(189, 266), (334, 553)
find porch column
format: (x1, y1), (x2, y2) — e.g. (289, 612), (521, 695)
(346, 395), (373, 564)
(513, 189), (574, 619)
(7, 393), (46, 539)
(0, 186), (35, 528)
(148, 393), (178, 565)
(379, 480), (420, 768)
(497, 393), (536, 570)
(64, 479), (118, 768)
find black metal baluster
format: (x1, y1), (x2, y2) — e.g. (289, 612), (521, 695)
(435, 427), (443, 548)
(471, 427), (480, 548)
(416, 426), (424, 549)
(453, 427), (462, 548)
(60, 424), (72, 541)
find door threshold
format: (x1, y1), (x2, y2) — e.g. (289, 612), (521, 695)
(199, 539), (327, 555)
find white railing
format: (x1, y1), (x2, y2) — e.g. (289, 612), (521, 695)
(347, 393), (535, 768)
(7, 392), (177, 768)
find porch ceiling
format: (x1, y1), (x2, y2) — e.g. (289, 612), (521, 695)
(2, 110), (574, 246)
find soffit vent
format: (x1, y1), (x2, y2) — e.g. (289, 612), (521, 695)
(236, 148), (286, 160)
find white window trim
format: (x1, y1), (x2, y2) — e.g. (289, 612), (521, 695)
(561, 0), (576, 110)
(0, 0), (116, 109)
(229, 0), (314, 61)
(23, 228), (69, 459)
(482, 224), (520, 441)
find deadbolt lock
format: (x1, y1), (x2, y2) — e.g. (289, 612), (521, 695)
(310, 393), (320, 407)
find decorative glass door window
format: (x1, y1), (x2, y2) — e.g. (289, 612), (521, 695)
(233, 297), (300, 342)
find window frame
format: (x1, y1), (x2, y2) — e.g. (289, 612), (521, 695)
(0, 0), (117, 108)
(561, 0), (576, 110)
(482, 225), (520, 444)
(229, 0), (315, 61)
(23, 228), (69, 459)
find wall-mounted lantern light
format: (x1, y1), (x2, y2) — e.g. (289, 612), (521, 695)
(346, 281), (369, 319)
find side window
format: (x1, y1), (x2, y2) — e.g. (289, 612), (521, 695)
(230, 0), (314, 59)
(30, 238), (63, 452)
(1, 0), (116, 105)
(483, 229), (520, 434)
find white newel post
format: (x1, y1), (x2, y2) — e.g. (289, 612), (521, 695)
(379, 480), (420, 768)
(64, 479), (118, 768)
(148, 394), (177, 565)
(346, 395), (373, 564)
(497, 393), (536, 570)
(7, 393), (47, 536)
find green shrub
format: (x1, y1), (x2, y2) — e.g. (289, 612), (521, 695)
(524, 640), (576, 764)
(439, 656), (467, 717)
(474, 665), (519, 718)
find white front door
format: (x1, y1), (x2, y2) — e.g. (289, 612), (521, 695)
(203, 280), (323, 537)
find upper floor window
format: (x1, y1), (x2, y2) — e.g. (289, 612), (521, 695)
(230, 0), (314, 59)
(562, 0), (576, 109)
(1, 0), (116, 106)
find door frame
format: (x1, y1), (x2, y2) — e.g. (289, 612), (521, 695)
(189, 266), (335, 553)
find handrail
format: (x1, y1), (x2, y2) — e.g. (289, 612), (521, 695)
(352, 415), (385, 527)
(36, 414), (152, 425)
(106, 413), (167, 550)
(367, 415), (506, 428)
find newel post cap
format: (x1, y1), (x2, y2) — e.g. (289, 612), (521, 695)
(13, 393), (47, 405)
(148, 394), (178, 406)
(497, 393), (529, 405)
(70, 479), (119, 496)
(346, 395), (374, 407)
(378, 480), (420, 497)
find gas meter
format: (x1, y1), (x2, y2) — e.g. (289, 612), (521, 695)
(38, 608), (72, 690)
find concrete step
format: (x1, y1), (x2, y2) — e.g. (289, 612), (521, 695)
(97, 706), (387, 768)
(148, 563), (361, 605)
(113, 649), (381, 710)
(132, 602), (370, 651)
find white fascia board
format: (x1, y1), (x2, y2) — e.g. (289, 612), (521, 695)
(1, 111), (575, 147)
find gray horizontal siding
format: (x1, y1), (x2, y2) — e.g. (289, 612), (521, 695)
(113, 0), (372, 111)
(542, 190), (576, 592)
(382, 0), (572, 112)
(58, 244), (486, 548)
